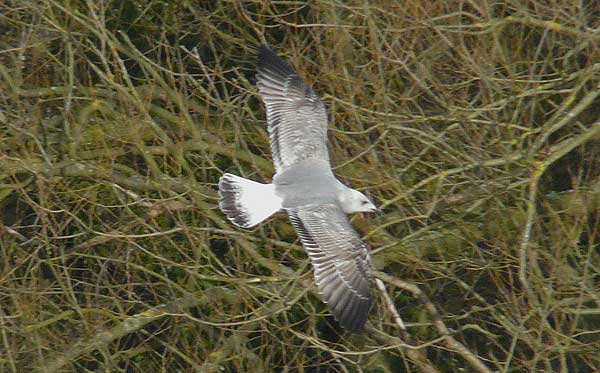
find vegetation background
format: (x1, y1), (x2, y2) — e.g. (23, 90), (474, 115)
(1, 0), (599, 372)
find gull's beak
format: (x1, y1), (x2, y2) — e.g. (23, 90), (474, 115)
(374, 207), (384, 217)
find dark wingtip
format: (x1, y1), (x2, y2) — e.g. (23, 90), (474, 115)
(257, 44), (274, 56)
(320, 280), (371, 333)
(257, 44), (276, 62)
(256, 44), (295, 77)
(335, 298), (371, 333)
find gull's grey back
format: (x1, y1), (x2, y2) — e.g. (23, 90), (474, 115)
(274, 160), (342, 209)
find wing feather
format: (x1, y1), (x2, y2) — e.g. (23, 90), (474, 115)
(256, 46), (330, 173)
(287, 204), (372, 332)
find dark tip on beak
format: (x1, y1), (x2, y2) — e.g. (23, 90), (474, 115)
(375, 208), (384, 217)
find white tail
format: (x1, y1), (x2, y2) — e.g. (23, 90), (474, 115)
(218, 173), (282, 228)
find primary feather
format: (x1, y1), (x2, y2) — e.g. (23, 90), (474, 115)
(256, 46), (330, 173)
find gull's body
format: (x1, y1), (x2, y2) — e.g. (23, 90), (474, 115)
(218, 45), (380, 332)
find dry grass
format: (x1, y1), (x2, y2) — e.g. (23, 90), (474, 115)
(1, 0), (599, 372)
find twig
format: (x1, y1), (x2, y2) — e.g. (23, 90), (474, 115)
(375, 271), (492, 373)
(374, 278), (441, 373)
(520, 119), (600, 302)
(40, 293), (205, 372)
(519, 172), (540, 302)
(375, 278), (407, 332)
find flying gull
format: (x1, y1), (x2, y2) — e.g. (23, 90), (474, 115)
(218, 45), (381, 332)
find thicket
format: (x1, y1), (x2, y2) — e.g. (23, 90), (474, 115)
(0, 1), (598, 371)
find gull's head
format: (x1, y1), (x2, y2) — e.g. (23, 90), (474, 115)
(342, 189), (382, 215)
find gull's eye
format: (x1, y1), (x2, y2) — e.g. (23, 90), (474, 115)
(362, 201), (369, 205)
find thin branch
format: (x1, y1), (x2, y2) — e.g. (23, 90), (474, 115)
(40, 293), (205, 372)
(375, 271), (493, 373)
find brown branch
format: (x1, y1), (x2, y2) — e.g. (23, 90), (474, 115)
(375, 271), (492, 373)
(39, 292), (206, 372)
(374, 278), (440, 373)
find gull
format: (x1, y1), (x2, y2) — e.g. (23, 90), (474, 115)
(218, 45), (381, 332)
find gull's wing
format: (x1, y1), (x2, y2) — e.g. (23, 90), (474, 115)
(287, 204), (372, 332)
(256, 45), (330, 173)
